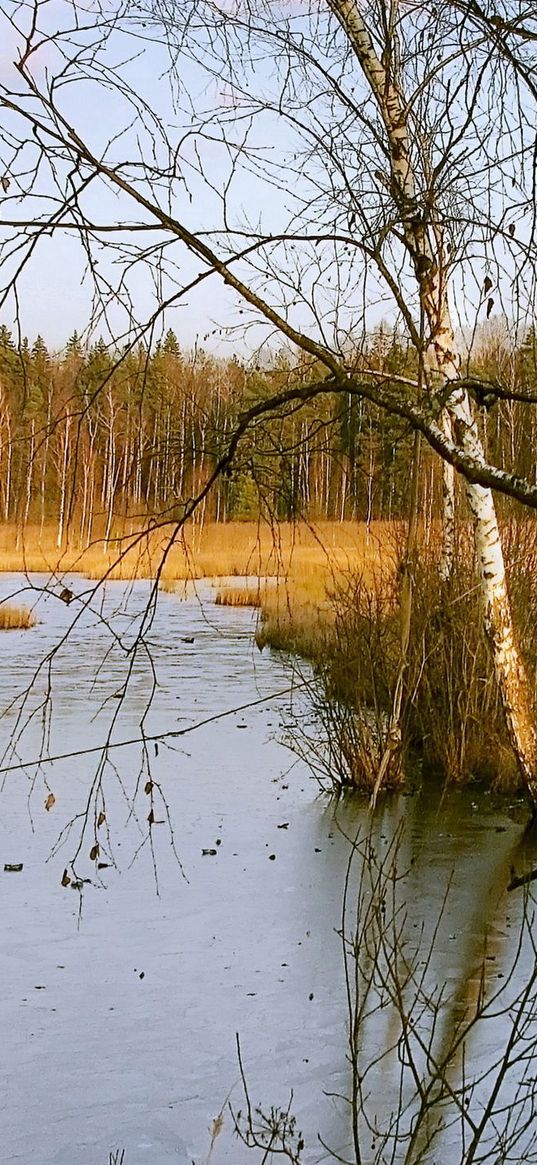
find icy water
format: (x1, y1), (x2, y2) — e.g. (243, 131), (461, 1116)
(0, 574), (536, 1165)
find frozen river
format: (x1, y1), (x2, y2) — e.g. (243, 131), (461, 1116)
(0, 574), (536, 1165)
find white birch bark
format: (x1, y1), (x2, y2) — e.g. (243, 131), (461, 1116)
(23, 419), (35, 528)
(330, 0), (537, 799)
(84, 422), (97, 547)
(57, 413), (71, 550)
(135, 430), (143, 506)
(79, 460), (89, 546)
(439, 413), (455, 582)
(40, 387), (52, 536)
(0, 394), (12, 522)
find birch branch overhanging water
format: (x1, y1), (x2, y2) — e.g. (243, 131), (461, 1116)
(3, 0), (537, 795)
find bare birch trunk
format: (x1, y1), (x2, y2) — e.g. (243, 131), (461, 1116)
(3, 408), (11, 522)
(86, 473), (96, 549)
(23, 419), (35, 528)
(330, 0), (537, 800)
(83, 425), (97, 547)
(450, 387), (537, 798)
(57, 414), (71, 550)
(135, 431), (143, 507)
(429, 312), (537, 798)
(439, 414), (455, 582)
(79, 461), (89, 546)
(40, 388), (52, 536)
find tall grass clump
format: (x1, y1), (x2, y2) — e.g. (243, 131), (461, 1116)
(0, 603), (37, 630)
(215, 586), (264, 608)
(258, 521), (537, 793)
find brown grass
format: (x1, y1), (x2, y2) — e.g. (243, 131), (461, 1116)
(215, 587), (264, 608)
(0, 603), (37, 630)
(252, 521), (537, 792)
(0, 519), (400, 585)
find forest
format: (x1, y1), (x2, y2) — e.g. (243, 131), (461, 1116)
(1, 320), (537, 543)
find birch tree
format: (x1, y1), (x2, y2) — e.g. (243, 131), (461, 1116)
(323, 0), (537, 795)
(2, 1), (537, 793)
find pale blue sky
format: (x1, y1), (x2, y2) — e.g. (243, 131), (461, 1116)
(0, 2), (293, 351)
(0, 1), (534, 356)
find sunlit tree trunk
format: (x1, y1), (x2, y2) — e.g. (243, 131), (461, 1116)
(330, 0), (537, 799)
(439, 415), (455, 582)
(177, 398), (186, 501)
(82, 418), (97, 547)
(79, 456), (90, 547)
(134, 428), (143, 507)
(0, 394), (12, 522)
(39, 386), (52, 536)
(23, 419), (35, 528)
(57, 413), (71, 550)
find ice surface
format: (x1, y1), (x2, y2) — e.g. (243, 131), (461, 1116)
(0, 576), (348, 1164)
(0, 574), (533, 1164)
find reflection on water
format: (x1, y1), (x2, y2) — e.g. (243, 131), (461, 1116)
(0, 575), (536, 1164)
(332, 795), (537, 1164)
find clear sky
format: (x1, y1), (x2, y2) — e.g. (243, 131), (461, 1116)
(0, 1), (533, 356)
(0, 1), (292, 352)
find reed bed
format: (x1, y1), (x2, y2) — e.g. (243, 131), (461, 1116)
(215, 587), (264, 608)
(246, 519), (537, 792)
(215, 573), (345, 656)
(0, 603), (37, 630)
(0, 519), (399, 585)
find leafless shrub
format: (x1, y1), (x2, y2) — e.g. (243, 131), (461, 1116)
(232, 1033), (305, 1164)
(280, 521), (537, 792)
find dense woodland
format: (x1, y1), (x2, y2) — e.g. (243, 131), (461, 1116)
(1, 321), (536, 544)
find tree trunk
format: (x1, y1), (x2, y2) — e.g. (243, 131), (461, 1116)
(23, 419), (35, 528)
(439, 414), (455, 582)
(451, 387), (537, 798)
(3, 409), (12, 523)
(330, 0), (537, 801)
(57, 414), (71, 550)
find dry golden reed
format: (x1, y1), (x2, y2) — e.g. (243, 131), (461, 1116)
(0, 519), (402, 652)
(0, 603), (37, 630)
(0, 519), (398, 586)
(215, 587), (264, 608)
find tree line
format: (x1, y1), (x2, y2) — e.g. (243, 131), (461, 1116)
(1, 321), (535, 545)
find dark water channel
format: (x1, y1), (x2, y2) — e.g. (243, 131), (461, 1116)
(0, 575), (536, 1164)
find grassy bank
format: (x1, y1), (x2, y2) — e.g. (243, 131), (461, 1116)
(214, 521), (537, 793)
